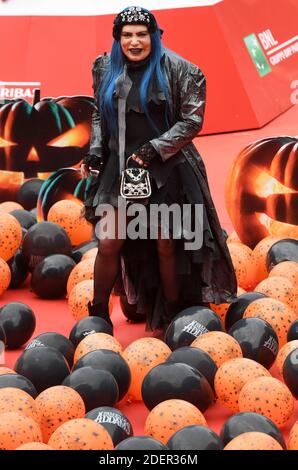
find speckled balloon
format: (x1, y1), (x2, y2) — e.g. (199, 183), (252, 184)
(0, 367), (16, 375)
(74, 333), (122, 364)
(224, 431), (283, 450)
(48, 200), (93, 246)
(0, 257), (11, 297)
(252, 236), (286, 285)
(238, 376), (294, 427)
(144, 399), (207, 444)
(191, 331), (243, 367)
(215, 358), (271, 412)
(122, 337), (171, 401)
(276, 340), (298, 374)
(228, 242), (255, 290)
(269, 261), (298, 286)
(48, 418), (114, 450)
(16, 442), (54, 450)
(0, 411), (42, 450)
(0, 201), (23, 212)
(68, 279), (94, 320)
(254, 276), (298, 313)
(0, 212), (22, 261)
(35, 385), (86, 442)
(244, 297), (296, 347)
(288, 421), (298, 450)
(0, 387), (38, 421)
(82, 247), (98, 260)
(67, 258), (95, 295)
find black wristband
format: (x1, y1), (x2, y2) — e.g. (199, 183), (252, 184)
(82, 154), (104, 169)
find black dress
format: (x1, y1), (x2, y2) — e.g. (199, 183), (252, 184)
(85, 58), (231, 330)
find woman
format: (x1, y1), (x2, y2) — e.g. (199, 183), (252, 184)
(81, 6), (237, 330)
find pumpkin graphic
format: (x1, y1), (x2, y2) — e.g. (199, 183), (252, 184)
(225, 136), (298, 248)
(0, 91), (95, 202)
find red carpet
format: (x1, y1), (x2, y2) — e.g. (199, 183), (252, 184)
(2, 103), (298, 445)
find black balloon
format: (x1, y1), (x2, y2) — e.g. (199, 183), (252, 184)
(26, 332), (75, 369)
(0, 324), (6, 344)
(142, 362), (214, 412)
(69, 316), (113, 348)
(120, 295), (146, 323)
(17, 178), (44, 210)
(164, 306), (224, 350)
(8, 250), (29, 289)
(62, 366), (119, 412)
(30, 208), (37, 218)
(225, 292), (267, 331)
(85, 406), (133, 446)
(10, 209), (37, 230)
(283, 348), (298, 399)
(31, 254), (75, 298)
(167, 346), (217, 391)
(267, 239), (298, 271)
(287, 319), (298, 342)
(229, 317), (279, 369)
(15, 346), (70, 394)
(167, 425), (223, 450)
(115, 436), (168, 450)
(71, 240), (98, 264)
(22, 221), (72, 271)
(0, 302), (36, 349)
(0, 373), (37, 398)
(220, 411), (286, 449)
(73, 349), (130, 401)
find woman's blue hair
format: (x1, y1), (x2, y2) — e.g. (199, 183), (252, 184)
(99, 28), (169, 138)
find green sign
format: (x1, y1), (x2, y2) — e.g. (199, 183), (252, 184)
(244, 33), (272, 77)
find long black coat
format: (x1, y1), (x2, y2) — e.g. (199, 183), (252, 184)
(87, 50), (237, 313)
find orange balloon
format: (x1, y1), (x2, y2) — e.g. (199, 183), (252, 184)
(82, 247), (98, 260)
(0, 212), (22, 261)
(214, 358), (271, 412)
(74, 332), (122, 364)
(0, 257), (11, 296)
(288, 421), (298, 450)
(224, 432), (283, 450)
(0, 388), (38, 421)
(0, 201), (24, 212)
(35, 386), (86, 442)
(228, 242), (255, 290)
(122, 338), (171, 401)
(191, 331), (242, 367)
(210, 287), (246, 323)
(227, 230), (241, 244)
(16, 442), (54, 450)
(0, 411), (42, 450)
(252, 235), (287, 285)
(48, 199), (93, 246)
(269, 261), (298, 286)
(254, 276), (298, 312)
(244, 297), (297, 347)
(0, 367), (16, 375)
(276, 340), (298, 375)
(67, 258), (95, 295)
(68, 279), (94, 320)
(48, 418), (114, 450)
(238, 376), (294, 427)
(144, 399), (206, 444)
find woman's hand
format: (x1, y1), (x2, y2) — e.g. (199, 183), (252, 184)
(80, 163), (90, 178)
(131, 154), (148, 168)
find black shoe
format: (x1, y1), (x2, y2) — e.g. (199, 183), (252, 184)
(87, 301), (113, 329)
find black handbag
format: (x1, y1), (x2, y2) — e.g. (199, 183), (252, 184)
(120, 155), (152, 201)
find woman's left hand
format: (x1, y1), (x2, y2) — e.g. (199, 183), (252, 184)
(131, 154), (148, 168)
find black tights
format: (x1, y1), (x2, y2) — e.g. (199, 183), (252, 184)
(92, 209), (180, 307)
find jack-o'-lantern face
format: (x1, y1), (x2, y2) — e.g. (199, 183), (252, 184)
(0, 93), (95, 201)
(225, 136), (298, 248)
